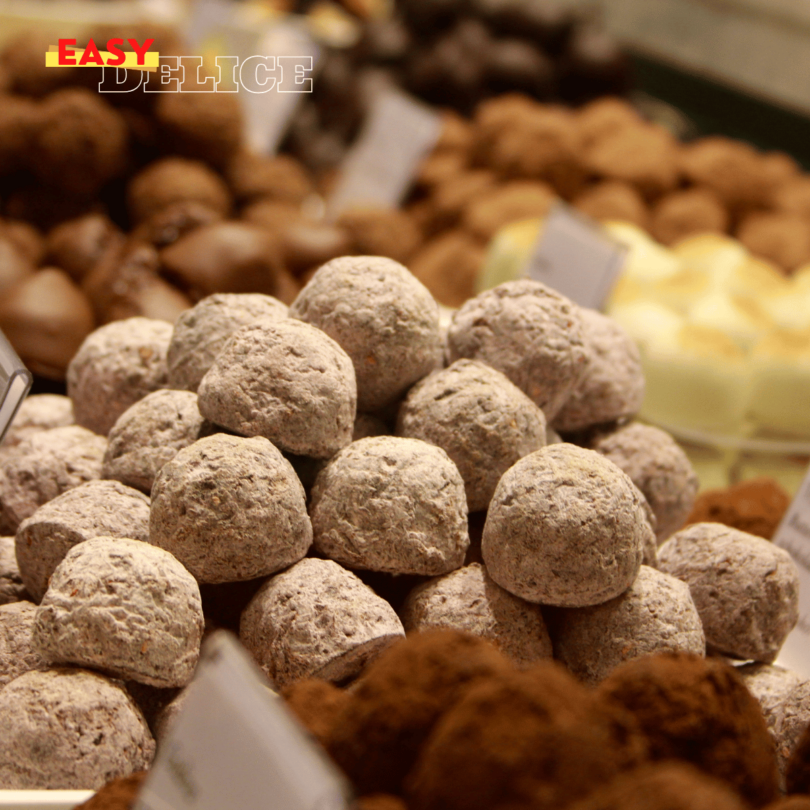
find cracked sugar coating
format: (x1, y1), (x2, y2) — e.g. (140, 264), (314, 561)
(658, 523), (799, 663)
(102, 389), (209, 493)
(551, 565), (705, 685)
(0, 601), (45, 687)
(482, 443), (650, 606)
(591, 423), (699, 543)
(311, 436), (469, 576)
(16, 480), (150, 603)
(33, 537), (203, 688)
(445, 280), (588, 421)
(289, 255), (442, 412)
(197, 318), (356, 459)
(150, 433), (312, 583)
(0, 668), (154, 789)
(67, 318), (172, 436)
(738, 663), (803, 738)
(240, 558), (404, 688)
(396, 359), (547, 512)
(553, 309), (644, 433)
(167, 293), (288, 392)
(0, 425), (107, 531)
(0, 536), (27, 604)
(400, 563), (552, 668)
(4, 394), (73, 447)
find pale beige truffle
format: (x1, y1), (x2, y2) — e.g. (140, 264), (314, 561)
(591, 423), (699, 543)
(3, 393), (73, 447)
(103, 389), (209, 493)
(658, 523), (799, 663)
(0, 668), (154, 789)
(67, 317), (172, 436)
(167, 292), (288, 392)
(290, 256), (442, 412)
(33, 537), (203, 688)
(16, 479), (150, 602)
(150, 434), (312, 583)
(482, 444), (651, 607)
(553, 309), (644, 433)
(400, 562), (552, 668)
(551, 566), (706, 685)
(446, 280), (588, 421)
(396, 359), (547, 512)
(0, 536), (27, 604)
(0, 601), (45, 686)
(197, 318), (356, 459)
(311, 437), (469, 576)
(737, 662), (803, 738)
(240, 557), (405, 688)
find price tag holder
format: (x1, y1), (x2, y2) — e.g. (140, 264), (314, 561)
(134, 632), (352, 810)
(0, 328), (31, 445)
(526, 203), (628, 309)
(327, 89), (442, 219)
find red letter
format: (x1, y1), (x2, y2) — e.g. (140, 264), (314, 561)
(106, 38), (125, 67)
(58, 39), (76, 66)
(78, 39), (104, 66)
(128, 38), (154, 66)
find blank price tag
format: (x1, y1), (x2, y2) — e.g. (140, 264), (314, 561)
(527, 203), (627, 309)
(327, 89), (442, 219)
(0, 328), (31, 445)
(134, 632), (352, 810)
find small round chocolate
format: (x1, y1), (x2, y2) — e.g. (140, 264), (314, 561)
(197, 318), (356, 459)
(46, 213), (123, 283)
(573, 181), (650, 229)
(0, 536), (27, 604)
(0, 94), (37, 173)
(658, 523), (799, 663)
(482, 443), (651, 607)
(3, 393), (73, 448)
(462, 181), (557, 242)
(226, 152), (313, 204)
(311, 436), (469, 576)
(150, 433), (312, 584)
(15, 479), (150, 602)
(0, 601), (45, 686)
(240, 557), (405, 687)
(409, 231), (485, 309)
(737, 212), (810, 273)
(777, 681), (810, 779)
(651, 188), (730, 246)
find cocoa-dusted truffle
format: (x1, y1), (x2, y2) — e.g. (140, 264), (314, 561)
(774, 680), (810, 778)
(597, 652), (779, 807)
(0, 601), (45, 686)
(737, 212), (810, 272)
(227, 152), (313, 204)
(167, 292), (288, 392)
(2, 219), (45, 265)
(281, 678), (350, 748)
(3, 393), (73, 448)
(461, 180), (557, 241)
(650, 188), (730, 246)
(33, 537), (203, 688)
(737, 663), (802, 738)
(197, 319), (356, 458)
(396, 359), (546, 511)
(573, 181), (650, 228)
(482, 443), (651, 606)
(290, 255), (441, 412)
(550, 565), (705, 685)
(0, 668), (154, 789)
(240, 557), (404, 688)
(15, 479), (149, 602)
(553, 308), (644, 432)
(74, 771), (148, 810)
(67, 317), (172, 436)
(429, 170), (498, 230)
(408, 231), (485, 309)
(0, 232), (34, 295)
(0, 536), (27, 604)
(400, 562), (552, 667)
(279, 221), (353, 277)
(773, 176), (810, 220)
(150, 433), (312, 583)
(446, 280), (588, 420)
(785, 714), (810, 795)
(0, 94), (37, 174)
(46, 213), (123, 283)
(591, 422), (699, 543)
(103, 389), (208, 493)
(576, 97), (643, 148)
(311, 436), (469, 575)
(657, 523), (799, 662)
(131, 201), (223, 250)
(337, 208), (423, 265)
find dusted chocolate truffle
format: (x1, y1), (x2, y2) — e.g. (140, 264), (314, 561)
(0, 94), (37, 174)
(74, 771), (148, 810)
(576, 97), (642, 148)
(337, 208), (423, 265)
(1, 32), (79, 96)
(0, 233), (34, 295)
(3, 393), (73, 448)
(279, 221), (353, 277)
(0, 668), (154, 789)
(774, 680), (810, 778)
(2, 219), (45, 266)
(240, 558), (404, 687)
(15, 479), (150, 603)
(573, 181), (650, 228)
(482, 443), (651, 606)
(282, 678), (351, 748)
(0, 536), (27, 604)
(396, 359), (546, 511)
(462, 181), (557, 241)
(408, 231), (485, 308)
(737, 212), (810, 272)
(737, 663), (803, 738)
(651, 188), (730, 246)
(197, 319), (356, 458)
(67, 317), (172, 436)
(227, 152), (313, 204)
(773, 176), (810, 220)
(785, 714), (810, 795)
(46, 214), (123, 283)
(0, 601), (45, 686)
(150, 433), (312, 583)
(429, 170), (498, 230)
(658, 523), (799, 663)
(131, 201), (223, 250)
(311, 436), (469, 575)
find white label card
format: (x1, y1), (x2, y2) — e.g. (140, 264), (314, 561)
(327, 89), (443, 219)
(526, 203), (628, 309)
(134, 632), (352, 810)
(773, 468), (810, 678)
(0, 327), (31, 446)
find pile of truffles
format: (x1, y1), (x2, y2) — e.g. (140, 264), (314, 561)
(0, 261), (807, 799)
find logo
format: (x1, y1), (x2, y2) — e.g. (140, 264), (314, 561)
(46, 38), (159, 70)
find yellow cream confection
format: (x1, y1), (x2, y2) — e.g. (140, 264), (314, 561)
(686, 292), (772, 351)
(477, 217), (542, 292)
(603, 221), (682, 285)
(608, 300), (683, 351)
(671, 232), (748, 278)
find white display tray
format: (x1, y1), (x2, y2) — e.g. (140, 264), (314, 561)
(0, 791), (93, 810)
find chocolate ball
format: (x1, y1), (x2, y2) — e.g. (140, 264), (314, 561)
(47, 214), (123, 283)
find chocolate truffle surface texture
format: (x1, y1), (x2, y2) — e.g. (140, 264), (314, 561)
(3, 393), (73, 448)
(482, 443), (650, 606)
(281, 678), (350, 748)
(657, 523), (799, 662)
(0, 601), (45, 686)
(240, 557), (404, 688)
(197, 318), (356, 459)
(774, 680), (810, 778)
(737, 663), (803, 738)
(0, 536), (27, 604)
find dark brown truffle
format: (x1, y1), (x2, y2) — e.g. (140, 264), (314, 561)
(1, 32), (79, 97)
(409, 231), (484, 308)
(773, 176), (810, 220)
(281, 678), (350, 748)
(737, 212), (810, 273)
(576, 97), (643, 148)
(227, 152), (313, 204)
(47, 214), (124, 283)
(786, 719), (810, 795)
(651, 188), (730, 246)
(0, 94), (36, 174)
(462, 181), (557, 241)
(573, 181), (650, 228)
(74, 770), (147, 810)
(130, 201), (223, 250)
(337, 208), (423, 265)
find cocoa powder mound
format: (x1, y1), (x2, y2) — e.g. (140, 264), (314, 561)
(786, 720), (810, 795)
(597, 652), (779, 807)
(74, 770), (147, 810)
(281, 678), (350, 749)
(686, 477), (790, 540)
(327, 629), (512, 796)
